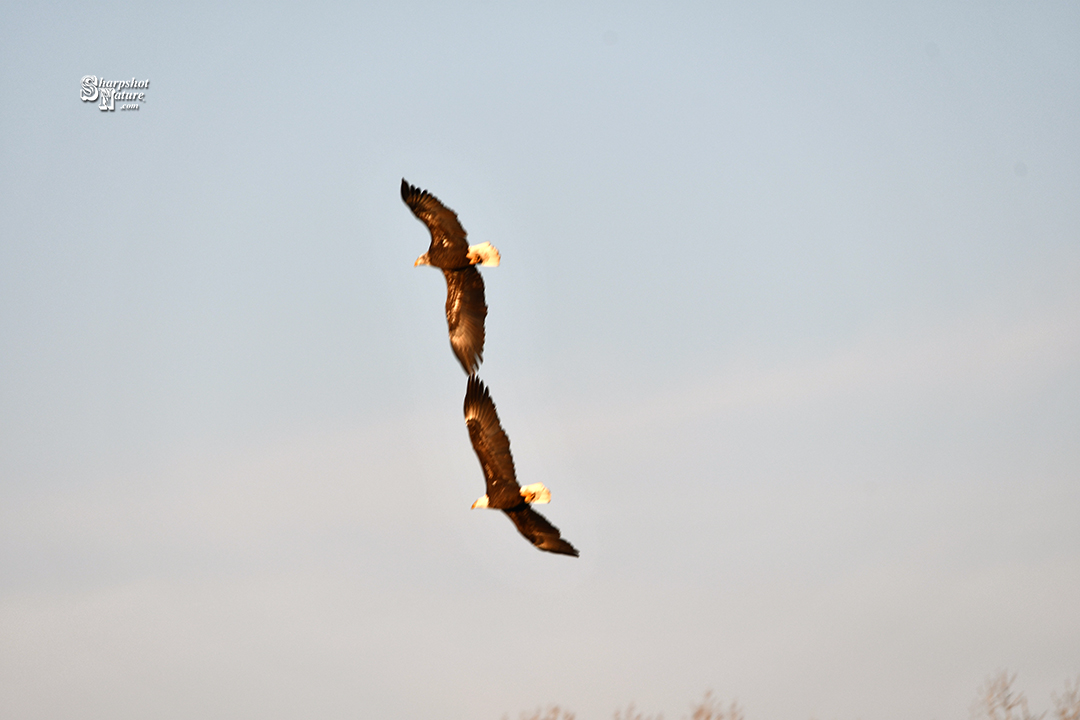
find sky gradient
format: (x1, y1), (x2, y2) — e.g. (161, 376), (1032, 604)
(1, 1), (1078, 718)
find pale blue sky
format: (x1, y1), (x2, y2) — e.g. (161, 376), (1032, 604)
(1, 1), (1078, 718)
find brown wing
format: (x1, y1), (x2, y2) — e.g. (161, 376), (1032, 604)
(463, 376), (521, 508)
(503, 505), (580, 557)
(444, 267), (486, 375)
(401, 179), (470, 268)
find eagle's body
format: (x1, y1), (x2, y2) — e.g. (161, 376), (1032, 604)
(464, 376), (579, 557)
(401, 179), (499, 375)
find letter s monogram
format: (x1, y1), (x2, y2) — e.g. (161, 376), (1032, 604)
(80, 76), (99, 102)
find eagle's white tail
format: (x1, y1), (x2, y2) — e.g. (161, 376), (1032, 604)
(467, 242), (501, 267)
(520, 482), (550, 504)
(470, 482), (550, 509)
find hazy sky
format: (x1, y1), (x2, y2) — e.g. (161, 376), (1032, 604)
(1, 2), (1078, 719)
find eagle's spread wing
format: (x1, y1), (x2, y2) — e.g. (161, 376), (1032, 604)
(504, 505), (580, 557)
(401, 179), (469, 268)
(444, 267), (486, 375)
(463, 376), (521, 508)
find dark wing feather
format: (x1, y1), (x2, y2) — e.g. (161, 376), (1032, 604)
(463, 376), (521, 508)
(443, 267), (486, 375)
(401, 179), (470, 268)
(503, 505), (580, 557)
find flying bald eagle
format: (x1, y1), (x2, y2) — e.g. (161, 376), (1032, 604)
(464, 376), (579, 557)
(401, 179), (500, 375)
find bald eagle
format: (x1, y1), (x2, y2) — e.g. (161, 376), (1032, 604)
(464, 376), (579, 557)
(401, 179), (500, 375)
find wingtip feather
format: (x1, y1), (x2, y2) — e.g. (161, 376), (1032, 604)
(463, 375), (488, 421)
